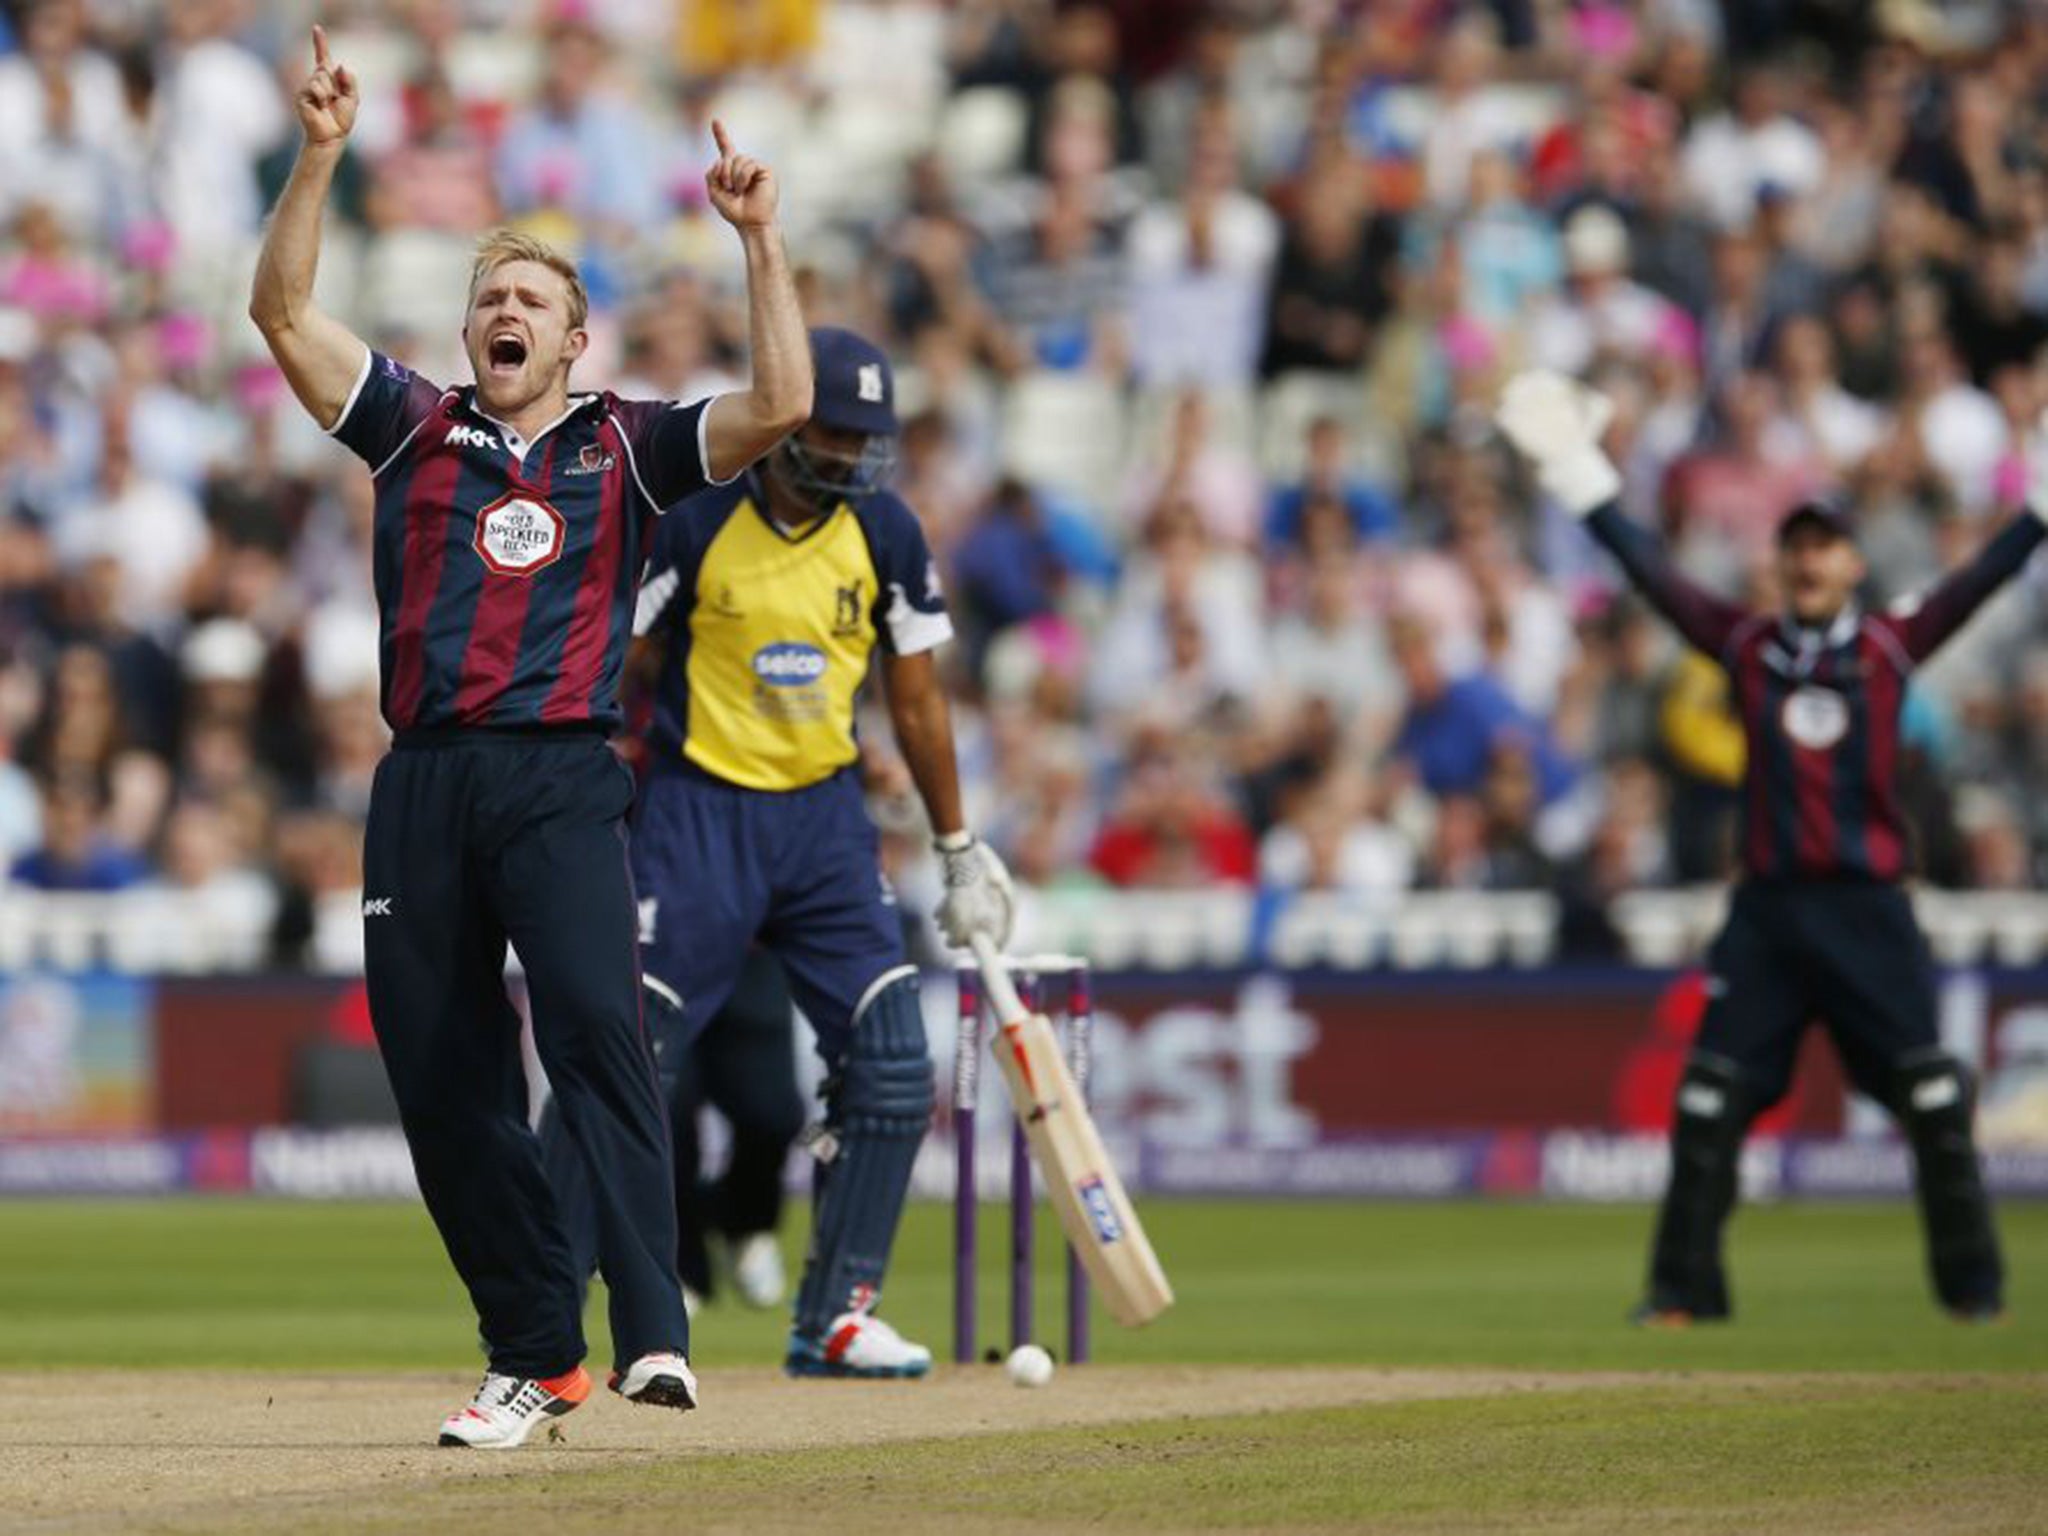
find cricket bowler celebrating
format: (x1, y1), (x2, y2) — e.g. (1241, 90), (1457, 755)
(249, 28), (810, 1445)
(547, 326), (1013, 1378)
(1498, 370), (2030, 1326)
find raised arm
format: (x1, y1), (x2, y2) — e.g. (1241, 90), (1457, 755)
(1891, 506), (2048, 664)
(1581, 502), (1752, 662)
(248, 27), (371, 430)
(1497, 371), (1748, 663)
(699, 120), (812, 482)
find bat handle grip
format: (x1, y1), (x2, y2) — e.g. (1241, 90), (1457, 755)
(968, 934), (1027, 1024)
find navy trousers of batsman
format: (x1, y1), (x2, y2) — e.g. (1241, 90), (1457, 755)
(544, 760), (934, 1370)
(545, 324), (1013, 1375)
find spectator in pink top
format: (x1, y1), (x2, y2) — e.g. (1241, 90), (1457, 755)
(369, 66), (501, 233)
(0, 203), (109, 326)
(1663, 371), (1824, 569)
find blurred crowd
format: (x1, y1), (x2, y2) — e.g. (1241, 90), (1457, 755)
(5, 0), (2048, 963)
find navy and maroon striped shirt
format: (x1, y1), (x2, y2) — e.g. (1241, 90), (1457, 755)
(329, 349), (723, 733)
(1586, 503), (2046, 882)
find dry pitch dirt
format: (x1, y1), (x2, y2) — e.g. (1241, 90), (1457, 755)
(0, 1364), (1670, 1534)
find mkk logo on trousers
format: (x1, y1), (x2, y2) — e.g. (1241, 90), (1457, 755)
(362, 897), (394, 917)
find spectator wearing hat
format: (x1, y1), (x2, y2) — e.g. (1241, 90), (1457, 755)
(1526, 204), (1678, 375)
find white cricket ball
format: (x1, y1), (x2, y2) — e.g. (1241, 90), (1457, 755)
(1005, 1344), (1055, 1388)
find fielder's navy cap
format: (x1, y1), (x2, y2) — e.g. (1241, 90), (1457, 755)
(809, 327), (897, 436)
(1777, 499), (1856, 545)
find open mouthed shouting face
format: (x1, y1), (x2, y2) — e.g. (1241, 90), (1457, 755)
(462, 258), (588, 419)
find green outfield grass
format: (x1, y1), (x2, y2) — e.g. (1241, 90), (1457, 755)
(287, 1381), (2048, 1536)
(0, 1197), (2043, 1374)
(4, 1199), (2045, 1534)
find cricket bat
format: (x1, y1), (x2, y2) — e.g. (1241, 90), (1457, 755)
(969, 935), (1174, 1327)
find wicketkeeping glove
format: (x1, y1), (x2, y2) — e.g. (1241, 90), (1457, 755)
(934, 831), (1016, 949)
(1495, 370), (1623, 517)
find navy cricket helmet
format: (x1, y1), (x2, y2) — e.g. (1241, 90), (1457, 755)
(774, 327), (900, 510)
(810, 326), (898, 436)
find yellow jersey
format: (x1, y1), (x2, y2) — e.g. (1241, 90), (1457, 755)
(635, 480), (952, 790)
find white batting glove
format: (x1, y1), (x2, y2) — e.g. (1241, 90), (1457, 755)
(934, 831), (1016, 950)
(1496, 370), (1623, 517)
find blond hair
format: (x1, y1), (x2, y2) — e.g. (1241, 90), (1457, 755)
(468, 230), (589, 330)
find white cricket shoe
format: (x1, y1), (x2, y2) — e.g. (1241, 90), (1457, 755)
(609, 1350), (699, 1410)
(730, 1232), (787, 1309)
(785, 1312), (933, 1378)
(438, 1366), (590, 1448)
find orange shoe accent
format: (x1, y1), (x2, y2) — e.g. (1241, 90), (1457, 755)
(539, 1366), (593, 1406)
(1638, 1309), (1693, 1330)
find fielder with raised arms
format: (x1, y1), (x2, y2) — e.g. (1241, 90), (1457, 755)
(1498, 370), (2030, 1326)
(545, 326), (1013, 1378)
(249, 27), (810, 1446)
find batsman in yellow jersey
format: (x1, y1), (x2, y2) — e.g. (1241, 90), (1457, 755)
(545, 329), (1012, 1376)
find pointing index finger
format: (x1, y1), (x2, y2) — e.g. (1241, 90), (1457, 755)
(312, 24), (331, 70)
(711, 118), (734, 160)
